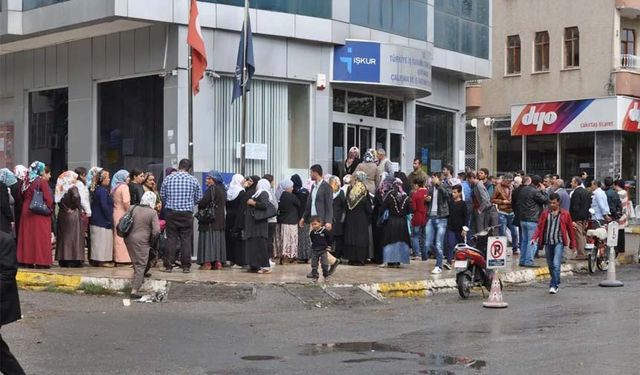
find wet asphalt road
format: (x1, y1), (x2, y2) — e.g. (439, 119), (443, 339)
(4, 265), (639, 375)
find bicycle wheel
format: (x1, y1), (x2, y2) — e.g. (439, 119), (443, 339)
(596, 254), (609, 271)
(588, 251), (597, 274)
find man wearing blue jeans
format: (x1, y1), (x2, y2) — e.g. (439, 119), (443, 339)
(425, 174), (449, 274)
(532, 193), (576, 294)
(515, 175), (549, 267)
(410, 177), (428, 259)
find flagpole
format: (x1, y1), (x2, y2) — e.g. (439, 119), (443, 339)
(188, 47), (194, 164)
(240, 0), (249, 176)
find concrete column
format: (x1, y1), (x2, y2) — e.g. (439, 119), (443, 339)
(404, 99), (416, 172)
(163, 25), (189, 169)
(67, 38), (94, 170)
(595, 131), (622, 181)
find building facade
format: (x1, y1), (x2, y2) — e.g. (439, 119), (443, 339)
(0, 0), (491, 183)
(468, 0), (640, 201)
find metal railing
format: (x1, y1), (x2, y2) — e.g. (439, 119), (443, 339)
(620, 54), (640, 70)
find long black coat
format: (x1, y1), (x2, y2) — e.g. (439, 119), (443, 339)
(0, 231), (20, 326)
(197, 184), (226, 232)
(0, 182), (13, 234)
(343, 190), (372, 251)
(332, 190), (347, 237)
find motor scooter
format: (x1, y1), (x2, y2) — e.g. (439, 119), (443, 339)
(454, 226), (502, 299)
(585, 208), (614, 273)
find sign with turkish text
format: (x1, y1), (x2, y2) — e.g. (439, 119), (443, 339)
(607, 221), (620, 247)
(487, 236), (507, 269)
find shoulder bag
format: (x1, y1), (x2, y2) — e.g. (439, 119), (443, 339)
(116, 205), (137, 237)
(29, 182), (51, 216)
(253, 201), (278, 221)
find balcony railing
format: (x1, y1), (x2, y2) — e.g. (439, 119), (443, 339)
(23, 0), (69, 11)
(620, 54), (640, 70)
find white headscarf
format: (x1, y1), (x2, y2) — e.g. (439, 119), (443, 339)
(276, 179), (294, 201)
(227, 174), (245, 201)
(140, 191), (157, 208)
(253, 178), (278, 209)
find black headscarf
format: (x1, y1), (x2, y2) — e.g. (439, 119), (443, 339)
(394, 172), (411, 195)
(245, 175), (260, 197)
(291, 174), (308, 195)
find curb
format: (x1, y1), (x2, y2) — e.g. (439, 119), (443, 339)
(17, 270), (166, 294)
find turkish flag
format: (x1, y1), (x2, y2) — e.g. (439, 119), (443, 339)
(188, 0), (208, 95)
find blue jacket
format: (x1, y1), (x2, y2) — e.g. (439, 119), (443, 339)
(90, 186), (114, 229)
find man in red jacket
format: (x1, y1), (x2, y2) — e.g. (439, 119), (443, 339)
(410, 177), (428, 260)
(532, 193), (576, 294)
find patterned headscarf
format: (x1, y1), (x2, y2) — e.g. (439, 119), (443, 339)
(208, 170), (225, 187)
(111, 169), (129, 194)
(86, 167), (101, 192)
(379, 175), (396, 197)
(140, 191), (157, 208)
(227, 174), (245, 201)
(13, 165), (28, 181)
(0, 168), (17, 187)
(363, 150), (376, 163)
(276, 179), (294, 201)
(23, 161), (45, 192)
(348, 171), (368, 210)
(55, 171), (79, 203)
(393, 178), (407, 196)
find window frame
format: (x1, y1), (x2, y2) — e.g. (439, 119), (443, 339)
(506, 35), (521, 75)
(621, 28), (636, 56)
(563, 27), (580, 68)
(534, 31), (550, 72)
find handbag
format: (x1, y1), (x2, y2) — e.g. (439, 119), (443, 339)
(29, 184), (51, 216)
(116, 206), (137, 237)
(252, 201), (278, 221)
(195, 202), (216, 223)
(376, 208), (390, 226)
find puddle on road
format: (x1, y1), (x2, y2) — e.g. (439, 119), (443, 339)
(240, 355), (282, 361)
(299, 342), (486, 372)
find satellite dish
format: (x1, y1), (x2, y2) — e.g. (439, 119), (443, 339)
(483, 117), (494, 127)
(470, 118), (478, 128)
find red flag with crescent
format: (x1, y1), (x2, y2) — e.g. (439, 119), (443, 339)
(188, 0), (208, 95)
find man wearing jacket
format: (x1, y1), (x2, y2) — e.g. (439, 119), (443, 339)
(532, 193), (576, 294)
(301, 164), (333, 230)
(425, 173), (450, 274)
(569, 176), (590, 259)
(516, 175), (549, 267)
(467, 171), (494, 233)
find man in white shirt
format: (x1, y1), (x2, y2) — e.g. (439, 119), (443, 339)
(589, 180), (610, 221)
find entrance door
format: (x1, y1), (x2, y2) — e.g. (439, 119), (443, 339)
(358, 126), (372, 152)
(29, 88), (68, 180)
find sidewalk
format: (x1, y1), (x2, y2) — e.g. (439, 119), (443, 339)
(16, 251), (596, 298)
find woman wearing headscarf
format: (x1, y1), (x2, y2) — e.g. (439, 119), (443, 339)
(343, 171), (373, 265)
(328, 175), (347, 259)
(226, 174), (246, 267)
(344, 147), (361, 177)
(111, 169), (132, 265)
(89, 168), (114, 266)
(354, 149), (380, 195)
(275, 179), (300, 263)
(124, 191), (160, 299)
(291, 174), (311, 262)
(380, 178), (411, 267)
(244, 179), (273, 273)
(11, 165), (27, 237)
(232, 175), (260, 267)
(16, 161), (54, 267)
(197, 171), (227, 270)
(0, 169), (17, 234)
(54, 171), (84, 267)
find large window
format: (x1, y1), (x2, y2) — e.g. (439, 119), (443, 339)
(23, 0), (68, 10)
(564, 27), (579, 68)
(526, 135), (557, 177)
(350, 0), (428, 41)
(347, 92), (374, 117)
(506, 35), (521, 74)
(98, 76), (163, 177)
(560, 133), (593, 181)
(434, 0), (490, 59)
(205, 0), (332, 19)
(622, 133), (638, 204)
(29, 89), (68, 180)
(534, 31), (550, 72)
(415, 105), (453, 173)
(621, 28), (635, 68)
(495, 130), (522, 175)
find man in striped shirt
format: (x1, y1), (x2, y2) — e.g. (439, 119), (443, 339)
(532, 193), (576, 294)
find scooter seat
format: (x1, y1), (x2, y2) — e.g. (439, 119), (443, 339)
(586, 228), (607, 240)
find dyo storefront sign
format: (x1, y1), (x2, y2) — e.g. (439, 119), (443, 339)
(510, 97), (640, 136)
(333, 40), (432, 98)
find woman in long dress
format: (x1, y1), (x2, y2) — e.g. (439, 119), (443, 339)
(225, 174), (245, 266)
(12, 165), (28, 237)
(275, 179), (299, 263)
(197, 171), (227, 270)
(343, 171), (372, 266)
(291, 174), (311, 262)
(380, 177), (411, 267)
(124, 191), (160, 299)
(244, 179), (273, 273)
(89, 169), (114, 266)
(16, 161), (54, 268)
(55, 171), (84, 267)
(328, 175), (347, 259)
(111, 169), (131, 265)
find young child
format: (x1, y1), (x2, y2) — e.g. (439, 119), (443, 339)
(307, 216), (331, 280)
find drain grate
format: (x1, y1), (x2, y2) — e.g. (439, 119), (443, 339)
(167, 283), (256, 303)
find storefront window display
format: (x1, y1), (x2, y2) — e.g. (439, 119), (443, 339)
(29, 88), (68, 180)
(495, 129), (522, 176)
(561, 133), (594, 183)
(526, 135), (557, 177)
(416, 105), (453, 173)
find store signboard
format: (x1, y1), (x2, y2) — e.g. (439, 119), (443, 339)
(511, 96), (640, 135)
(333, 40), (432, 95)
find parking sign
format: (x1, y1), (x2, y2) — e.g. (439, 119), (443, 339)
(487, 236), (507, 269)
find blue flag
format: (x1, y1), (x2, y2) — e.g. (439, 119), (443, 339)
(232, 16), (255, 102)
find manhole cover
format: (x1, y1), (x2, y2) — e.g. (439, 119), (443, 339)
(167, 283), (256, 303)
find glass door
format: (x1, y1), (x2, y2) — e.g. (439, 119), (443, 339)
(358, 126), (372, 153)
(332, 122), (345, 177)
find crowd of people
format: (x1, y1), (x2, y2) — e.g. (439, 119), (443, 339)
(0, 150), (634, 296)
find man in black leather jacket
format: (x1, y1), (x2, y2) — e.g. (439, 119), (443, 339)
(569, 176), (590, 259)
(516, 175), (549, 267)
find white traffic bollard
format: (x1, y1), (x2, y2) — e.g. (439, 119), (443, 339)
(599, 246), (623, 287)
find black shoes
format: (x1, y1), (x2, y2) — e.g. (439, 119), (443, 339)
(328, 259), (340, 276)
(182, 267), (191, 274)
(306, 271), (319, 280)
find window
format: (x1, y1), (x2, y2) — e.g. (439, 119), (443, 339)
(495, 130), (522, 176)
(560, 133), (593, 181)
(347, 92), (374, 117)
(415, 105), (453, 171)
(29, 89), (68, 180)
(534, 31), (550, 72)
(350, 0), (428, 41)
(375, 97), (388, 119)
(333, 89), (346, 112)
(332, 123), (345, 177)
(506, 35), (521, 74)
(621, 28), (635, 67)
(205, 0), (332, 19)
(564, 27), (579, 68)
(389, 99), (404, 121)
(434, 0), (489, 59)
(376, 128), (387, 151)
(526, 135), (557, 177)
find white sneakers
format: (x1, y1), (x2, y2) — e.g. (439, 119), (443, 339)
(549, 287), (558, 294)
(431, 266), (442, 274)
